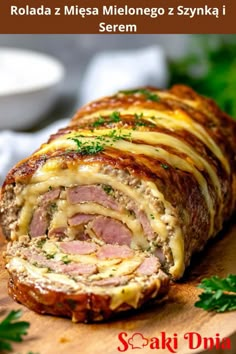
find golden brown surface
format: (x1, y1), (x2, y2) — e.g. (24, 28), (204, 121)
(1, 222), (236, 354)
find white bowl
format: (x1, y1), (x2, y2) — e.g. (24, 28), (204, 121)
(0, 48), (65, 130)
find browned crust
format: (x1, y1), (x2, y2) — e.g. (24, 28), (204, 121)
(7, 272), (169, 323)
(2, 85), (235, 190)
(71, 85), (236, 165)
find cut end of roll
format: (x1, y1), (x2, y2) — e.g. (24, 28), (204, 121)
(5, 235), (170, 322)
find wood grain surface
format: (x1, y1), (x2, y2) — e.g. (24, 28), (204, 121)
(0, 223), (236, 354)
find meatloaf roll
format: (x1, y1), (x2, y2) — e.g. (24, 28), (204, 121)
(1, 85), (236, 283)
(5, 236), (169, 322)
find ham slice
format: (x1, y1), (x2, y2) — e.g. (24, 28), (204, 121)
(23, 249), (97, 275)
(92, 276), (130, 287)
(61, 263), (97, 275)
(97, 244), (134, 259)
(41, 188), (60, 205)
(48, 227), (66, 238)
(30, 188), (61, 237)
(90, 216), (132, 246)
(136, 256), (159, 276)
(67, 186), (154, 240)
(136, 209), (155, 240)
(60, 240), (97, 255)
(67, 185), (121, 211)
(68, 214), (95, 226)
(29, 207), (48, 237)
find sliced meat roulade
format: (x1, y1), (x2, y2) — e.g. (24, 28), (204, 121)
(1, 85), (236, 321)
(5, 236), (169, 322)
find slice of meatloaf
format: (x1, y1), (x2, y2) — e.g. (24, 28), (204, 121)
(5, 236), (169, 322)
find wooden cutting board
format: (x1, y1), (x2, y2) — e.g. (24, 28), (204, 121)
(0, 223), (236, 354)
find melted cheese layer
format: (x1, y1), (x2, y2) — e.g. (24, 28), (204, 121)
(16, 162), (184, 278)
(64, 128), (221, 200)
(52, 200), (148, 249)
(6, 238), (164, 311)
(33, 130), (215, 236)
(73, 104), (229, 173)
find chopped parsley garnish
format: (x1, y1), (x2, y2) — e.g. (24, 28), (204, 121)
(119, 88), (160, 102)
(160, 163), (169, 170)
(134, 113), (144, 120)
(92, 115), (105, 127)
(150, 214), (155, 220)
(41, 154), (47, 161)
(48, 186), (52, 191)
(67, 129), (132, 156)
(102, 185), (114, 195)
(0, 310), (30, 352)
(105, 129), (132, 141)
(36, 239), (46, 249)
(50, 203), (58, 212)
(45, 253), (55, 260)
(133, 112), (155, 128)
(134, 113), (147, 127)
(62, 256), (71, 264)
(92, 111), (121, 128)
(68, 137), (105, 155)
(195, 275), (236, 313)
(109, 111), (121, 122)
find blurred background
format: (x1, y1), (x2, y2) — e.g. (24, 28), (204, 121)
(0, 34), (236, 131)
